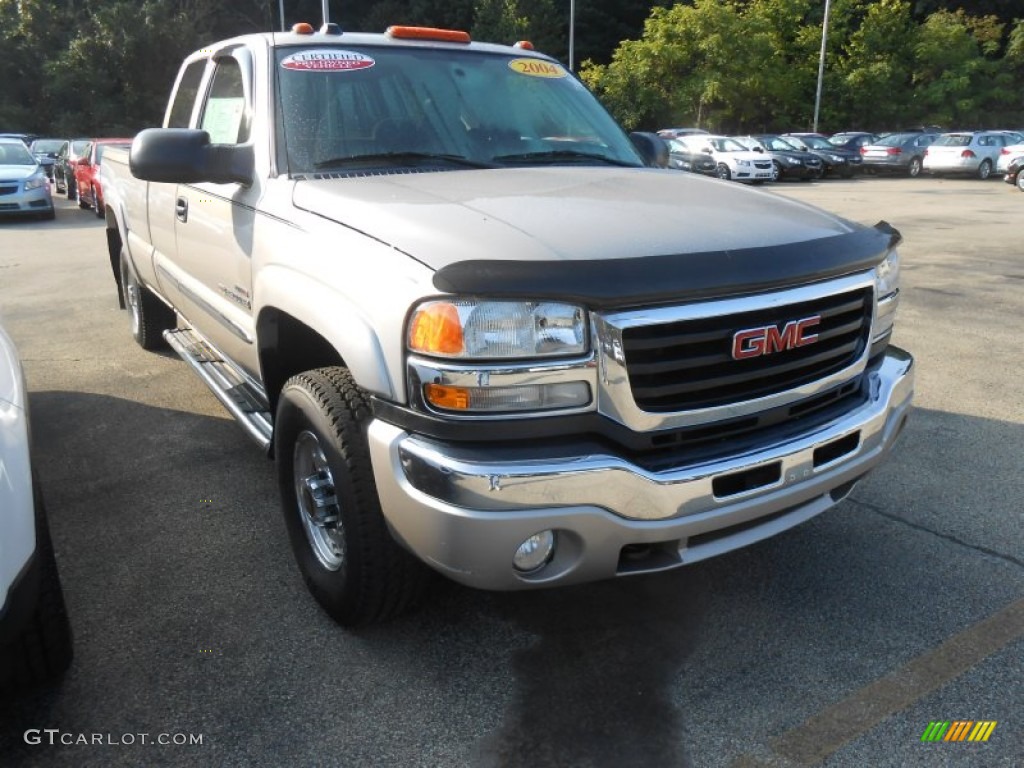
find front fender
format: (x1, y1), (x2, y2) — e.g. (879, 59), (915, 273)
(254, 265), (395, 400)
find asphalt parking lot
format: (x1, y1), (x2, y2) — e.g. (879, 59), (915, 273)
(1, 175), (1021, 767)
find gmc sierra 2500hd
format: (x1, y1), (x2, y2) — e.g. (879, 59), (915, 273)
(100, 24), (913, 627)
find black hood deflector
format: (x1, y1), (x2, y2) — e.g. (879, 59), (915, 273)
(433, 221), (900, 309)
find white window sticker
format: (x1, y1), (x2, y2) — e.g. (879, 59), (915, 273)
(281, 49), (375, 72)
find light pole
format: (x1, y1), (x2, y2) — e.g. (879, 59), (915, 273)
(569, 0), (576, 71)
(813, 0), (832, 133)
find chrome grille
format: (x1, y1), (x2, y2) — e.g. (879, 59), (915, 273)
(622, 287), (872, 412)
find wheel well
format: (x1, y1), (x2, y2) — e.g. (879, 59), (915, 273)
(257, 309), (344, 415)
(106, 224), (125, 309)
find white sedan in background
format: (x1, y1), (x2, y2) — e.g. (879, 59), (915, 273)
(676, 134), (774, 183)
(996, 143), (1024, 174)
(0, 322), (72, 695)
(922, 131), (1008, 179)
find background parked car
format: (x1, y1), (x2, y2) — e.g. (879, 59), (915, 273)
(666, 138), (717, 175)
(827, 132), (878, 152)
(0, 138), (55, 221)
(996, 143), (1024, 174)
(922, 131), (1008, 179)
(0, 321), (73, 695)
(734, 135), (823, 181)
(1004, 156), (1024, 191)
(54, 138), (90, 197)
(28, 138), (66, 181)
(676, 134), (773, 183)
(860, 132), (939, 177)
(782, 133), (862, 177)
(74, 139), (131, 217)
(657, 128), (709, 139)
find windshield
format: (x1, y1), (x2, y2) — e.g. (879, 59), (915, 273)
(759, 136), (798, 151)
(0, 142), (36, 165)
(876, 133), (914, 147)
(31, 139), (64, 154)
(708, 137), (747, 152)
(933, 134), (971, 146)
(71, 140), (91, 155)
(795, 136), (832, 150)
(275, 46), (642, 174)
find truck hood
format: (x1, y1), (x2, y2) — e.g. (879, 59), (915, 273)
(292, 168), (895, 307)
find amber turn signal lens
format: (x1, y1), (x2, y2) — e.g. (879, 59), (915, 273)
(424, 384), (470, 410)
(408, 302), (465, 356)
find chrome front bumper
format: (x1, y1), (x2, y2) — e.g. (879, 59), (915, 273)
(368, 347), (913, 590)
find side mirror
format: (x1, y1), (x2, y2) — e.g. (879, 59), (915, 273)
(752, 146), (764, 153)
(130, 128), (253, 186)
(629, 131), (669, 168)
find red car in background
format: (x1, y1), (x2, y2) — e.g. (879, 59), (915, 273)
(74, 138), (131, 217)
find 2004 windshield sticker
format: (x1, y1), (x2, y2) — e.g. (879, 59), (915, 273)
(281, 50), (375, 72)
(508, 58), (566, 78)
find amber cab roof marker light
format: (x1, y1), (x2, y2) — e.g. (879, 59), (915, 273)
(386, 26), (471, 44)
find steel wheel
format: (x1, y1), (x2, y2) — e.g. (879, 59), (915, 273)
(292, 430), (345, 571)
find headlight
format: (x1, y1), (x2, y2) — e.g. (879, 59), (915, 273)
(736, 160), (751, 167)
(875, 248), (900, 299)
(785, 157), (802, 165)
(829, 154), (845, 163)
(24, 174), (48, 190)
(408, 299), (587, 360)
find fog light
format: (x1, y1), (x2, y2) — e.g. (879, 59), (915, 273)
(513, 530), (555, 573)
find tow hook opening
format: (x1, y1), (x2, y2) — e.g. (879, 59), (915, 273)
(617, 541), (683, 575)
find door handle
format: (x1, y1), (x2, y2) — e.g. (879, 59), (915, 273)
(176, 196), (188, 223)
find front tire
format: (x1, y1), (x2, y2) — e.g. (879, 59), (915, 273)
(0, 489), (73, 697)
(715, 163), (731, 181)
(1017, 171), (1024, 192)
(978, 160), (992, 180)
(275, 368), (427, 627)
(120, 250), (174, 350)
(770, 161), (782, 182)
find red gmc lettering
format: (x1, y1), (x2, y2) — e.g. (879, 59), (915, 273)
(732, 316), (821, 359)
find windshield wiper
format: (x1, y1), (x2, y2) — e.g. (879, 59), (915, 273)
(314, 152), (495, 170)
(493, 150), (639, 167)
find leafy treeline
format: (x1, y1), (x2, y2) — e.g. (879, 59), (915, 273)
(581, 0), (1024, 133)
(1, 0), (1023, 135)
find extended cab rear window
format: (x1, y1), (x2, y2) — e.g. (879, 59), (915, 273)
(273, 45), (641, 175)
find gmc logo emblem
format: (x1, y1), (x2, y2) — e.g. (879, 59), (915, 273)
(732, 316), (821, 360)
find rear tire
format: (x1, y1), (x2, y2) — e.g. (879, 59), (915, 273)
(275, 367), (428, 627)
(0, 489), (73, 697)
(978, 160), (992, 180)
(120, 250), (174, 350)
(907, 157), (922, 177)
(1017, 171), (1024, 192)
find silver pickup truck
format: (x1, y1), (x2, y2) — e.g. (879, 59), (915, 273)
(100, 25), (913, 626)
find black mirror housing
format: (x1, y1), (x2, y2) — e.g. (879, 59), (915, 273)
(130, 129), (253, 186)
(629, 132), (669, 168)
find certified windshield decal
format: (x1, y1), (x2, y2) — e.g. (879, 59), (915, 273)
(508, 58), (567, 78)
(281, 49), (375, 72)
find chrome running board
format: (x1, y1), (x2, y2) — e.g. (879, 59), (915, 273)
(164, 327), (272, 451)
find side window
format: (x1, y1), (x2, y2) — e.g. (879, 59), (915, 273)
(200, 58), (249, 145)
(167, 60), (207, 128)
